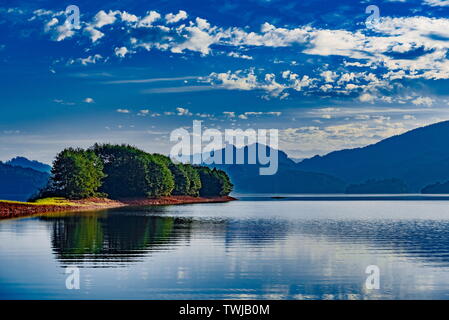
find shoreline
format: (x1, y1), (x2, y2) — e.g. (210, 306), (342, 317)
(0, 195), (237, 220)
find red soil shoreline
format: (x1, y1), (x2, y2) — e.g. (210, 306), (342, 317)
(0, 196), (237, 220)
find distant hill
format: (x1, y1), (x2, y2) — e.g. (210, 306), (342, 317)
(297, 120), (449, 192)
(345, 178), (409, 194)
(0, 162), (49, 201)
(5, 156), (51, 173)
(203, 144), (346, 194)
(421, 181), (449, 194)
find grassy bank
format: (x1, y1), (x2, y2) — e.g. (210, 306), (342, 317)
(0, 196), (236, 220)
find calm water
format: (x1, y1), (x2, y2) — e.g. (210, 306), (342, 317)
(1, 199), (449, 299)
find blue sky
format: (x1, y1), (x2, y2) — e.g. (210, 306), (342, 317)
(2, 0), (449, 163)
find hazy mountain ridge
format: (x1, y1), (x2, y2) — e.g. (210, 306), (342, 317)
(297, 120), (449, 192)
(5, 156), (51, 173)
(203, 144), (346, 193)
(0, 161), (49, 201)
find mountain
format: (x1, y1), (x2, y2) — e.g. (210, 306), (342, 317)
(0, 162), (50, 201)
(297, 120), (449, 192)
(5, 156), (51, 173)
(204, 144), (346, 194)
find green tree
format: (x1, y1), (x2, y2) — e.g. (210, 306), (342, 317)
(183, 164), (202, 196)
(146, 154), (174, 197)
(50, 148), (105, 199)
(197, 166), (233, 197)
(169, 163), (190, 195)
(91, 144), (174, 198)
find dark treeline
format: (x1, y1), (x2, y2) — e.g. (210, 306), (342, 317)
(38, 144), (233, 200)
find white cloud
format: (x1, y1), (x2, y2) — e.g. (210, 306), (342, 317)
(33, 8), (449, 98)
(138, 109), (150, 116)
(321, 71), (338, 83)
(165, 10), (188, 24)
(116, 108), (130, 113)
(176, 107), (192, 116)
(223, 111), (236, 118)
(359, 93), (375, 103)
(138, 10), (161, 27)
(120, 11), (139, 23)
(171, 22), (215, 55)
(84, 26), (104, 42)
(412, 96), (434, 106)
(84, 97), (94, 103)
(93, 10), (118, 28)
(73, 54), (103, 65)
(227, 51), (253, 60)
(206, 69), (286, 97)
(115, 46), (129, 58)
(424, 0), (449, 6)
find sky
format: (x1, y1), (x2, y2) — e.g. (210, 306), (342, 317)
(2, 0), (449, 163)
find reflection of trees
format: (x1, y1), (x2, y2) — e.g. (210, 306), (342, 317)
(41, 210), (192, 267)
(40, 206), (449, 269)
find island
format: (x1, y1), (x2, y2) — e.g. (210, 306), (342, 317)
(0, 144), (235, 219)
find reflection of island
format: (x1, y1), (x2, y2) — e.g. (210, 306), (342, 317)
(41, 209), (192, 267)
(41, 207), (449, 268)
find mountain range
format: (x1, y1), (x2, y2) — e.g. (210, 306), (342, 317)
(207, 120), (449, 194)
(296, 120), (449, 192)
(0, 160), (49, 201)
(5, 156), (52, 173)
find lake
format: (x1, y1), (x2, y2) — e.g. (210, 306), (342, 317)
(1, 198), (449, 299)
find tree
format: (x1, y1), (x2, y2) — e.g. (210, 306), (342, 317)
(146, 154), (174, 197)
(169, 163), (190, 195)
(183, 164), (202, 196)
(39, 143), (232, 201)
(91, 144), (174, 198)
(197, 166), (233, 197)
(49, 148), (105, 199)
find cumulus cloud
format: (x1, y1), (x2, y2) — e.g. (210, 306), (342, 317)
(114, 46), (129, 58)
(359, 93), (375, 103)
(29, 8), (449, 99)
(83, 97), (94, 103)
(412, 96), (434, 106)
(165, 10), (188, 24)
(138, 10), (161, 27)
(176, 107), (192, 115)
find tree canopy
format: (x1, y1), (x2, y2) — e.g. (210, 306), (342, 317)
(40, 144), (232, 200)
(46, 148), (105, 199)
(197, 166), (233, 197)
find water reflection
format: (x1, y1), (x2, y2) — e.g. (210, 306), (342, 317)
(2, 201), (449, 299)
(40, 208), (449, 269)
(41, 210), (191, 267)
